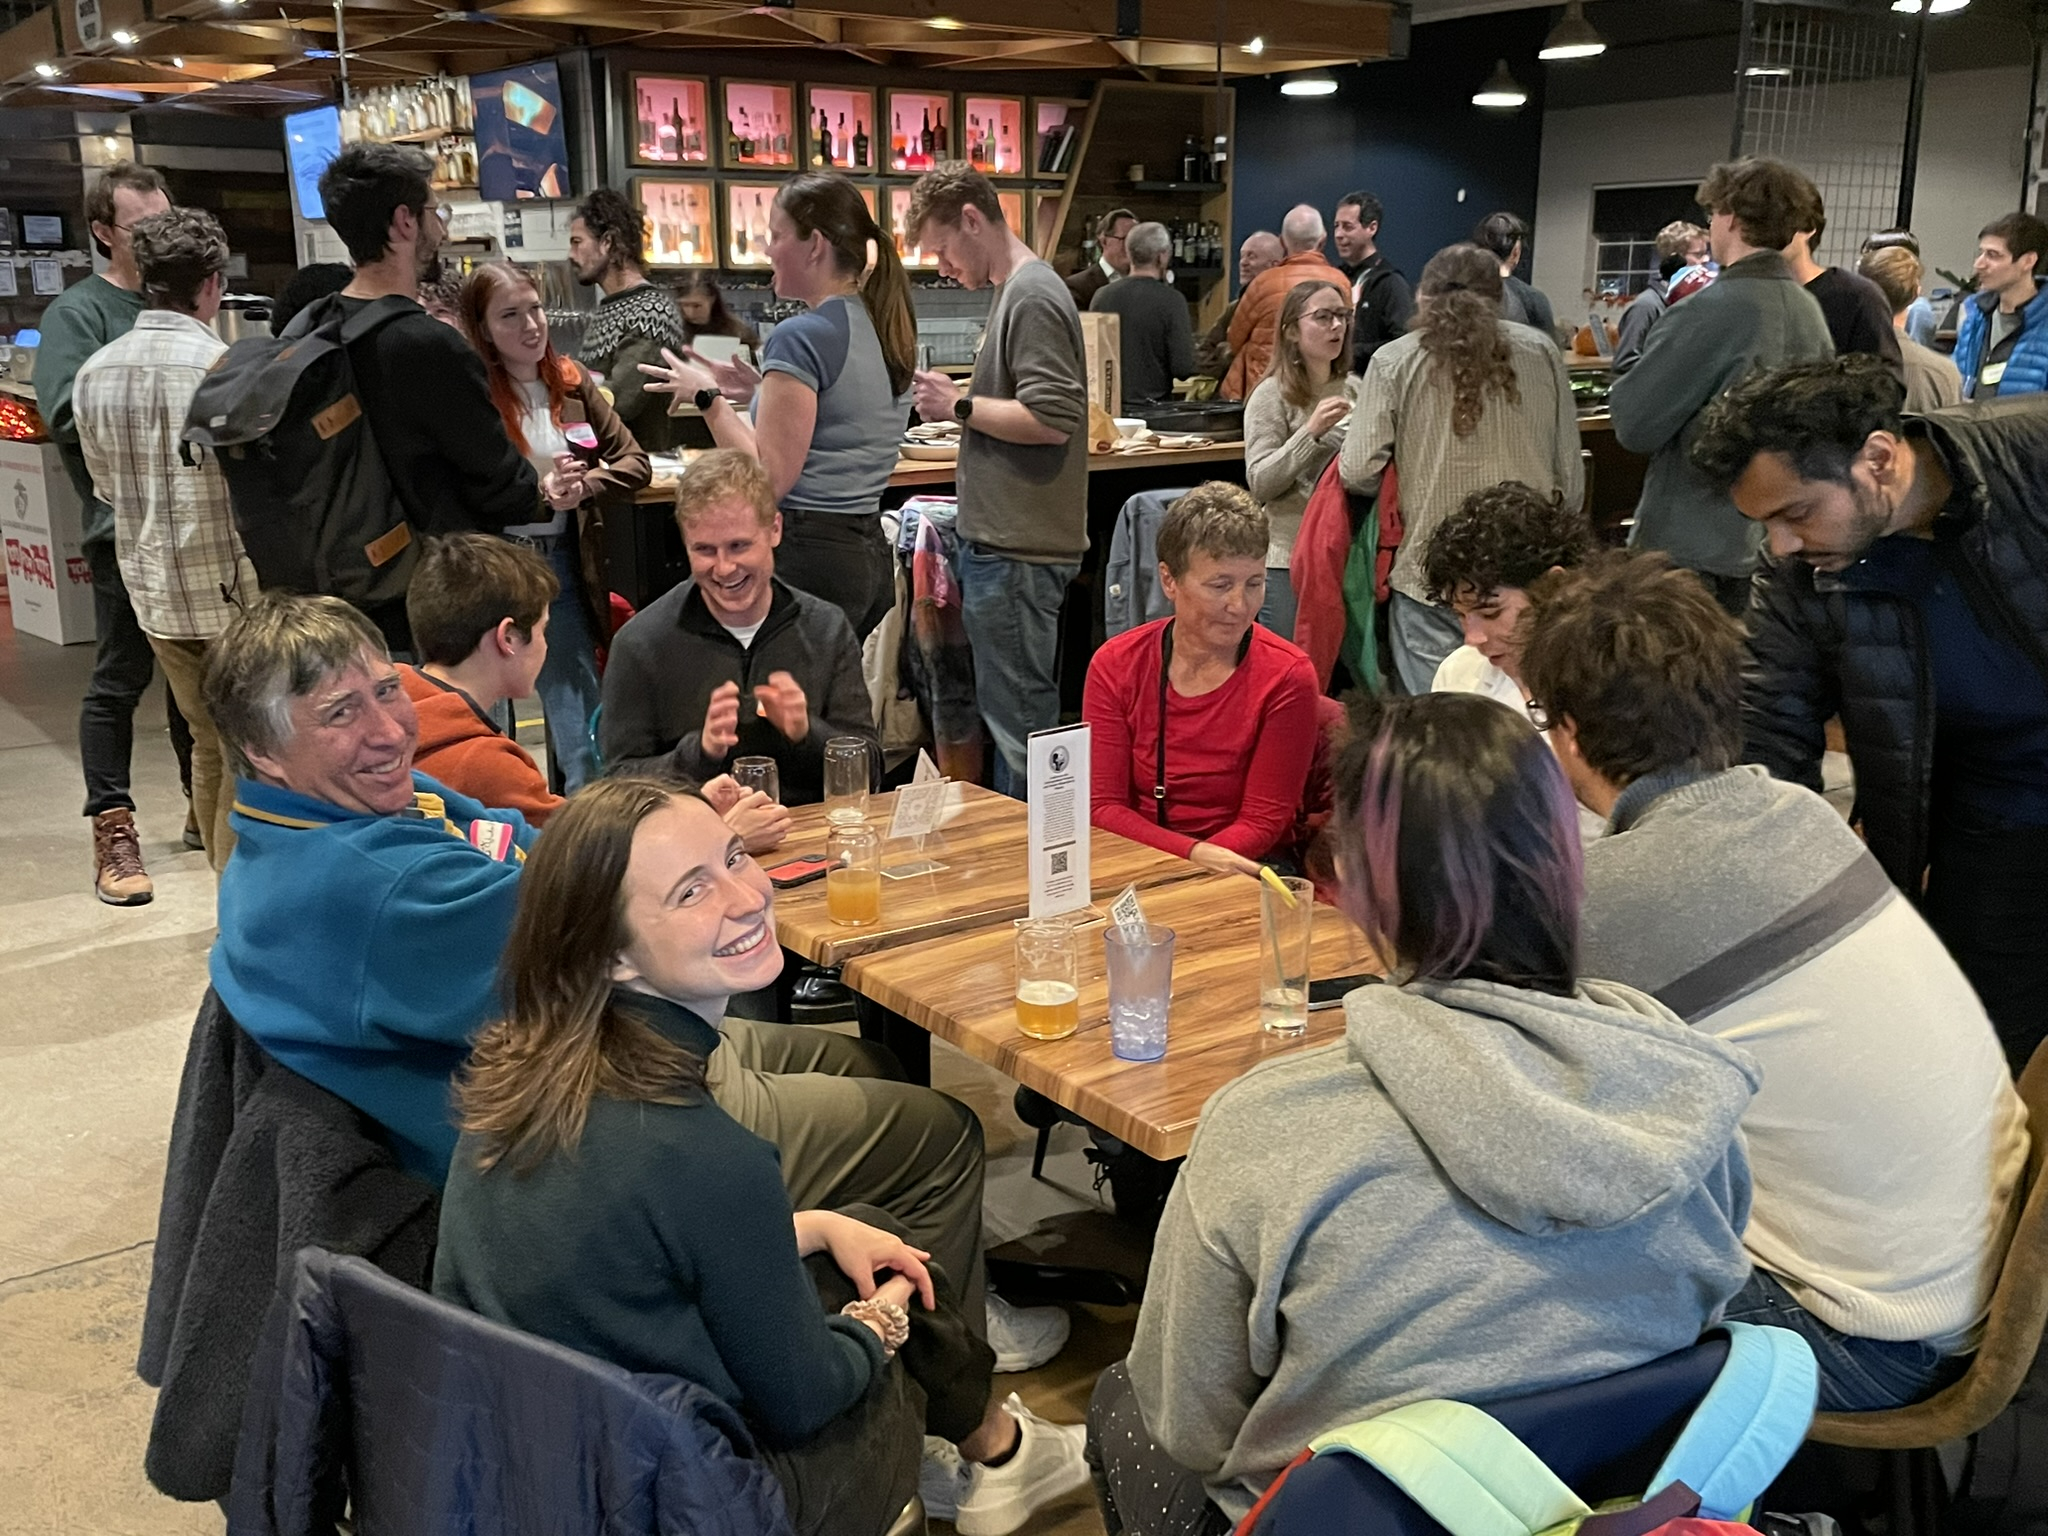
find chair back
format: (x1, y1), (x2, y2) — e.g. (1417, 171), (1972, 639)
(1251, 1337), (1731, 1536)
(1810, 1046), (2048, 1448)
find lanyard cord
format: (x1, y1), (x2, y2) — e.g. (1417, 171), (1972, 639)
(1154, 620), (1252, 827)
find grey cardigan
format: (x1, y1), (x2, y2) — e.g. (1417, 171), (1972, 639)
(1608, 251), (1833, 577)
(1243, 373), (1353, 569)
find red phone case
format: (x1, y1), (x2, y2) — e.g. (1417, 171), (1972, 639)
(767, 855), (831, 888)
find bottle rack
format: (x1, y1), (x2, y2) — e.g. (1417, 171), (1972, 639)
(725, 182), (783, 267)
(884, 89), (952, 175)
(341, 76), (478, 192)
(962, 95), (1026, 178)
(722, 81), (798, 171)
(635, 177), (716, 269)
(805, 84), (878, 174)
(630, 75), (712, 167)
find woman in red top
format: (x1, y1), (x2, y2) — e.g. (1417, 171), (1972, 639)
(1083, 483), (1321, 876)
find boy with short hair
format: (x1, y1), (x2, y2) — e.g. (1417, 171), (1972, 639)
(400, 533), (564, 824)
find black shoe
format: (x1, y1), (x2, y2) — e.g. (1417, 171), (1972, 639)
(1084, 1132), (1182, 1234)
(791, 965), (857, 1023)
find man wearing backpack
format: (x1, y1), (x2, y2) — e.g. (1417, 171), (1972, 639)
(313, 144), (540, 585)
(75, 208), (259, 879)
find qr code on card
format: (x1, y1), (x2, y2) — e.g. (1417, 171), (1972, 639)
(1050, 850), (1069, 876)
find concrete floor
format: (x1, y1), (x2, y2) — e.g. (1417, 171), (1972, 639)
(0, 597), (1124, 1535)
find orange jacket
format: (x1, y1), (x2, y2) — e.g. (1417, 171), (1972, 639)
(400, 666), (564, 826)
(1223, 252), (1352, 400)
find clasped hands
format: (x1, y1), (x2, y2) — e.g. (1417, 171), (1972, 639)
(700, 674), (808, 757)
(793, 1209), (935, 1344)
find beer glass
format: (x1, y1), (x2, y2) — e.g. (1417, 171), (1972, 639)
(1014, 918), (1080, 1040)
(732, 756), (779, 803)
(823, 737), (872, 826)
(825, 823), (882, 927)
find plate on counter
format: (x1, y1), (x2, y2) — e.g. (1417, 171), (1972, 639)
(900, 442), (961, 461)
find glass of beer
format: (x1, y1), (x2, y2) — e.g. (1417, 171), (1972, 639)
(824, 737), (872, 826)
(1014, 918), (1080, 1040)
(825, 823), (882, 927)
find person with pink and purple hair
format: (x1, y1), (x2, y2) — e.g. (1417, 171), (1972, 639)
(1084, 691), (1761, 1536)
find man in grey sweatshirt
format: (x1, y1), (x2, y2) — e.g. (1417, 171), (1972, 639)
(1521, 551), (2027, 1412)
(1609, 157), (1833, 613)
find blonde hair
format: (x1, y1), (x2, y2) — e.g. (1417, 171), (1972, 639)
(1156, 482), (1269, 576)
(675, 447), (777, 530)
(1858, 244), (1923, 317)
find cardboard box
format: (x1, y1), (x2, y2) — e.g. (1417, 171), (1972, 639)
(1078, 310), (1121, 417)
(1, 440), (98, 645)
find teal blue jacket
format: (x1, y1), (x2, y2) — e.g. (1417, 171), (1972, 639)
(209, 773), (538, 1182)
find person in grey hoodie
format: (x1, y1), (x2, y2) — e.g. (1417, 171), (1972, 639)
(1609, 157), (1833, 615)
(1085, 692), (1760, 1536)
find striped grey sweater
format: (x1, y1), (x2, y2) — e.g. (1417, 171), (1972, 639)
(1578, 764), (2028, 1350)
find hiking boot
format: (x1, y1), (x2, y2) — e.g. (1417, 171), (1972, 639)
(93, 809), (155, 906)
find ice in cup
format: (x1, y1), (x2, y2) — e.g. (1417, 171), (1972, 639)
(1105, 924), (1174, 1061)
(1014, 918), (1080, 1040)
(825, 823), (882, 926)
(1259, 875), (1315, 1035)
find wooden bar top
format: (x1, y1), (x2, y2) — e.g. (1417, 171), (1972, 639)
(767, 782), (1206, 968)
(638, 440), (1246, 502)
(842, 875), (1383, 1160)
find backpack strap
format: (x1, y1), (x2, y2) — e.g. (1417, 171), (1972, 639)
(1308, 1400), (1591, 1536)
(1643, 1323), (1819, 1521)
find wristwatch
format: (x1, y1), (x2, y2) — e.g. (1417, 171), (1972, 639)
(694, 386), (722, 413)
(952, 393), (974, 423)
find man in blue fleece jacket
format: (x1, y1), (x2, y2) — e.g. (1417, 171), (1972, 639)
(203, 593), (538, 1182)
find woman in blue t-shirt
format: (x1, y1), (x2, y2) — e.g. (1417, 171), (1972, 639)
(643, 174), (917, 639)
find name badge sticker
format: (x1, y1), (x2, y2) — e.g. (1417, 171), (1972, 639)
(467, 819), (515, 861)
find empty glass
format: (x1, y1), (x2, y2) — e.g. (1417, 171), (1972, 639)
(1014, 918), (1080, 1040)
(1259, 876), (1314, 1035)
(825, 822), (882, 927)
(1105, 924), (1174, 1062)
(732, 755), (779, 803)
(824, 737), (872, 825)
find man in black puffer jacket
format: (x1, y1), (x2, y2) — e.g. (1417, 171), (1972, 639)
(1692, 355), (2048, 1073)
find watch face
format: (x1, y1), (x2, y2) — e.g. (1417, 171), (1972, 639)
(953, 395), (972, 421)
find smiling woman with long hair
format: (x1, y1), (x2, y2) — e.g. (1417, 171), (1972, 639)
(457, 261), (649, 792)
(1084, 691), (1759, 1536)
(1340, 243), (1583, 694)
(433, 778), (1091, 1536)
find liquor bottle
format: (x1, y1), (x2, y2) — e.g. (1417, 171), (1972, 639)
(774, 110), (789, 164)
(837, 113), (849, 168)
(1172, 221), (1186, 264)
(817, 108), (832, 167)
(751, 192), (769, 257)
(968, 115), (980, 168)
(685, 101), (701, 160)
(891, 112), (905, 170)
(636, 90), (654, 157)
(728, 109), (742, 164)
(933, 106), (946, 160)
(920, 108), (934, 165)
(999, 121), (1013, 173)
(740, 107), (755, 162)
(854, 117), (869, 169)
(1181, 135), (1200, 183)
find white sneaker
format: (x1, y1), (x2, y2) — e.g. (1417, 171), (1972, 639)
(985, 1290), (1070, 1373)
(953, 1393), (1092, 1536)
(920, 1435), (969, 1523)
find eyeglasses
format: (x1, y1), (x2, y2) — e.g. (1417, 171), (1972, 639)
(1103, 230), (1129, 246)
(1300, 308), (1351, 327)
(424, 203), (452, 227)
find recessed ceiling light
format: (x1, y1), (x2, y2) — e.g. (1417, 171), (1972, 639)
(1472, 58), (1528, 108)
(1280, 73), (1338, 97)
(1745, 64), (1792, 77)
(1243, 36), (1264, 55)
(34, 61), (59, 77)
(111, 28), (137, 44)
(1538, 0), (1606, 61)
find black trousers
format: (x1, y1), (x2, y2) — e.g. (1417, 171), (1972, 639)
(775, 508), (895, 643)
(1924, 817), (2048, 1076)
(1086, 1360), (1233, 1536)
(764, 1203), (997, 1536)
(80, 540), (193, 817)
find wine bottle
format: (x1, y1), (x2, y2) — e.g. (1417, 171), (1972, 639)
(920, 108), (934, 164)
(854, 118), (870, 169)
(968, 114), (980, 167)
(933, 106), (946, 159)
(637, 90), (653, 157)
(817, 108), (832, 167)
(752, 192), (768, 257)
(999, 121), (1013, 173)
(774, 110), (789, 163)
(891, 112), (905, 170)
(728, 110), (741, 164)
(1181, 135), (1199, 183)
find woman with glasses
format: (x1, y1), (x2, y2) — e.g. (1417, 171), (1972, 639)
(1243, 279), (1356, 640)
(1085, 691), (1759, 1536)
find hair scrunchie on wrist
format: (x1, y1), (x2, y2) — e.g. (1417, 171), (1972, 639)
(840, 1297), (910, 1358)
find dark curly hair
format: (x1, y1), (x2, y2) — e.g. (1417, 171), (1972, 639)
(1694, 157), (1820, 254)
(1690, 355), (1906, 496)
(574, 186), (645, 271)
(1416, 244), (1519, 437)
(1519, 550), (1744, 788)
(1421, 481), (1594, 606)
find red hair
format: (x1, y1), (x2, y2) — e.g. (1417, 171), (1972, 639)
(458, 261), (580, 456)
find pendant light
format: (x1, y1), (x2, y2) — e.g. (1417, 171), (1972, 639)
(1472, 59), (1528, 109)
(1539, 1), (1607, 60)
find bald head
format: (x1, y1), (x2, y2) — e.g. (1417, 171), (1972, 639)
(1239, 231), (1284, 286)
(1280, 204), (1326, 255)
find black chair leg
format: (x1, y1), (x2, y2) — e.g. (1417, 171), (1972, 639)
(1032, 1122), (1052, 1180)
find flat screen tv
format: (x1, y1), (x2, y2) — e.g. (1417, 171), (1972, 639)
(283, 105), (342, 223)
(470, 59), (570, 202)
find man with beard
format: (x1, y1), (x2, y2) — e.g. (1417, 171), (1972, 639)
(568, 187), (687, 452)
(1693, 354), (2048, 1073)
(317, 144), (538, 556)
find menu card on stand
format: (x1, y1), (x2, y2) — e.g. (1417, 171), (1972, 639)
(1027, 723), (1091, 919)
(884, 749), (949, 876)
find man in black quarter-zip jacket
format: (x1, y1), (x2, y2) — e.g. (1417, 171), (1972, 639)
(600, 450), (876, 803)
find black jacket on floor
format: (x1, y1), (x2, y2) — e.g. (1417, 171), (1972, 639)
(139, 989), (439, 1503)
(1743, 397), (2048, 892)
(599, 576), (877, 805)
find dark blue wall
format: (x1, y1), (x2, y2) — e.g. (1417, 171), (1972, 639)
(1230, 10), (1553, 292)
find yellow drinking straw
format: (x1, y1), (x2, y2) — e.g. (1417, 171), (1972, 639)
(1258, 864), (1299, 907)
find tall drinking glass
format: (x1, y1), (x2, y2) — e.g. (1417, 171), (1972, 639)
(1105, 924), (1174, 1062)
(1014, 919), (1080, 1040)
(732, 755), (779, 803)
(1259, 875), (1315, 1035)
(824, 737), (872, 826)
(825, 823), (882, 926)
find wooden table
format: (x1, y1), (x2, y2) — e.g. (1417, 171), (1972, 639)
(638, 440), (1245, 501)
(842, 874), (1382, 1160)
(769, 782), (1206, 968)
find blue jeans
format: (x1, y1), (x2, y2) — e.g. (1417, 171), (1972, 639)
(1389, 590), (1465, 696)
(955, 541), (1079, 799)
(1259, 565), (1298, 642)
(531, 538), (601, 792)
(1721, 1269), (1969, 1412)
